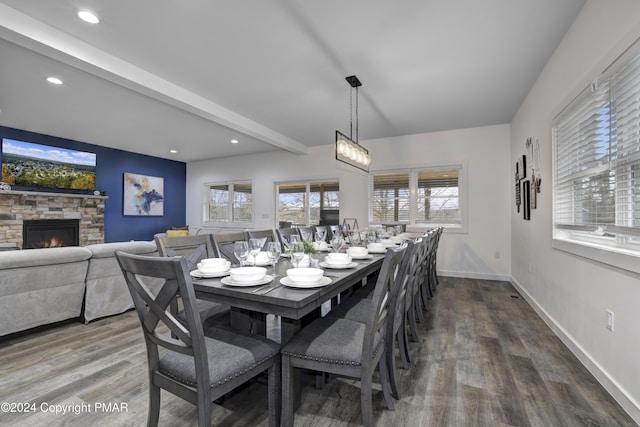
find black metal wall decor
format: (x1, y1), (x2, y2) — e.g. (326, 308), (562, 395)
(516, 138), (542, 221)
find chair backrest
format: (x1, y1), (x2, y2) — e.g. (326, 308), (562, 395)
(329, 224), (342, 237)
(212, 231), (247, 264)
(276, 228), (300, 252)
(414, 232), (432, 294)
(244, 229), (277, 250)
(155, 233), (218, 270)
(297, 227), (313, 243)
(313, 225), (329, 243)
(388, 240), (416, 337)
(363, 244), (406, 371)
(115, 251), (209, 391)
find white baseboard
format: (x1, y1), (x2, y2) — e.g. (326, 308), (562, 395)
(510, 277), (640, 425)
(439, 269), (510, 282)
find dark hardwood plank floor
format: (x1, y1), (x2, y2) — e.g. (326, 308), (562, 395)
(0, 277), (635, 426)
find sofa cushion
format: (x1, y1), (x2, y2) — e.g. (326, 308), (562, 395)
(0, 246), (91, 269)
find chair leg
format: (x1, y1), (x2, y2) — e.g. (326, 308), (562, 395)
(147, 382), (160, 427)
(268, 359), (281, 427)
(282, 355), (295, 427)
(397, 325), (410, 369)
(414, 293), (425, 323)
(360, 371), (374, 427)
(378, 356), (395, 411)
(386, 340), (401, 400)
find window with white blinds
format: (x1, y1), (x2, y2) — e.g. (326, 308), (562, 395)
(552, 37), (640, 266)
(369, 165), (465, 229)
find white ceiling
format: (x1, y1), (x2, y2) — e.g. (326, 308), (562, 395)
(0, 0), (586, 162)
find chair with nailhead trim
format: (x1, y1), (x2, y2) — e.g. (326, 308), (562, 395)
(115, 251), (281, 427)
(280, 245), (407, 427)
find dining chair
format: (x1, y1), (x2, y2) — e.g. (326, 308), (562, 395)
(312, 225), (329, 243)
(211, 231), (246, 264)
(329, 224), (342, 237)
(281, 245), (407, 427)
(154, 234), (230, 324)
(115, 251), (281, 427)
(276, 227), (300, 253)
(245, 229), (277, 250)
(326, 241), (415, 400)
(297, 226), (314, 243)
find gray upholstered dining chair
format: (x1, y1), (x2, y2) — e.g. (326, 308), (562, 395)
(281, 245), (407, 426)
(325, 241), (415, 400)
(115, 251), (281, 427)
(211, 231), (246, 264)
(154, 234), (230, 324)
(245, 228), (277, 250)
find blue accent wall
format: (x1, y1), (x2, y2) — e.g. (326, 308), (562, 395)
(0, 126), (186, 242)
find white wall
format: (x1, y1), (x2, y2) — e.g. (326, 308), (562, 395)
(510, 0), (640, 422)
(186, 124), (511, 280)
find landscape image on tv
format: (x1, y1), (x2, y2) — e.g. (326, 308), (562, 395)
(1, 138), (96, 191)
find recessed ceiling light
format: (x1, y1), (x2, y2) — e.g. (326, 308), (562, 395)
(231, 139), (239, 144)
(46, 77), (63, 85)
(78, 10), (99, 24)
(169, 149), (177, 154)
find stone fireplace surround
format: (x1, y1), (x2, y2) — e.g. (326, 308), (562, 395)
(0, 190), (107, 250)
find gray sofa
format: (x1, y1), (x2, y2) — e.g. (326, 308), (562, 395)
(0, 241), (161, 337)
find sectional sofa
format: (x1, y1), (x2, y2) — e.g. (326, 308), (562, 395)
(0, 241), (159, 337)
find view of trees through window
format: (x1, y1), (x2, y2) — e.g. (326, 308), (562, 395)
(207, 182), (252, 223)
(278, 181), (339, 226)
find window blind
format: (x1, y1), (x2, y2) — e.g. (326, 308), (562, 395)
(553, 37), (640, 244)
(370, 173), (410, 222)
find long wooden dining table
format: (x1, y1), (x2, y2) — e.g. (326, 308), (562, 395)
(192, 252), (386, 344)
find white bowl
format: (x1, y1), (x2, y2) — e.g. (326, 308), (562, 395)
(286, 267), (324, 283)
(367, 243), (385, 252)
(347, 247), (368, 257)
(197, 260), (230, 273)
(325, 253), (352, 265)
(200, 257), (228, 267)
(247, 251), (270, 264)
(229, 266), (267, 283)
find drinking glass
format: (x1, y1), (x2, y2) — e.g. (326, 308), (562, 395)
(233, 241), (249, 266)
(266, 242), (281, 276)
(249, 238), (262, 266)
(367, 229), (377, 244)
(315, 230), (325, 243)
(301, 231), (313, 244)
(291, 241), (305, 268)
(350, 232), (361, 247)
(330, 234), (344, 253)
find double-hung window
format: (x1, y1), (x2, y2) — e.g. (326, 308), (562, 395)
(203, 181), (253, 225)
(369, 165), (465, 230)
(552, 37), (640, 273)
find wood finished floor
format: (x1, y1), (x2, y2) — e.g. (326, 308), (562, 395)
(0, 277), (635, 426)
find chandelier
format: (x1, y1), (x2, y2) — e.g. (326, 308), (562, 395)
(335, 75), (371, 172)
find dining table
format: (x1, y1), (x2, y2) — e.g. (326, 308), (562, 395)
(192, 251), (386, 344)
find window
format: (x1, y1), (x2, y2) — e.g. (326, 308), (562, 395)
(552, 37), (640, 272)
(204, 181), (252, 224)
(277, 181), (339, 227)
(369, 165), (465, 229)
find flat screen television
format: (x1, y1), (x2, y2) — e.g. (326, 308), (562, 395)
(1, 138), (96, 192)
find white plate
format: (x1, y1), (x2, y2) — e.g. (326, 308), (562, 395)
(348, 254), (373, 260)
(319, 262), (358, 269)
(190, 269), (231, 278)
(280, 276), (332, 288)
(220, 275), (273, 287)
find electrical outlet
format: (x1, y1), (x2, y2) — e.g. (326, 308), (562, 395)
(606, 310), (614, 332)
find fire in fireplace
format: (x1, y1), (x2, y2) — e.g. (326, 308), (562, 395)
(22, 219), (80, 249)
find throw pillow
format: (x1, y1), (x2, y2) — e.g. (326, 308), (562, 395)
(166, 229), (189, 237)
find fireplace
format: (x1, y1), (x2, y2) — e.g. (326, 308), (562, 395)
(23, 219), (80, 249)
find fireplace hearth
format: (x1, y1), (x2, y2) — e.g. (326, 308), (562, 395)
(23, 219), (80, 249)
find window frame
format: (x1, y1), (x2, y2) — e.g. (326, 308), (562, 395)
(275, 179), (340, 227)
(202, 180), (254, 227)
(368, 162), (467, 233)
(551, 37), (640, 274)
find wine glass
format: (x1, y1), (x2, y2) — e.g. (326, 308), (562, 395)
(233, 241), (249, 266)
(291, 241), (305, 268)
(315, 230), (325, 244)
(266, 241), (281, 276)
(330, 234), (344, 253)
(350, 232), (361, 247)
(249, 238), (262, 266)
(301, 231), (313, 244)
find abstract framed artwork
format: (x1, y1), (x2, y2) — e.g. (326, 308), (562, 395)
(123, 172), (164, 216)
